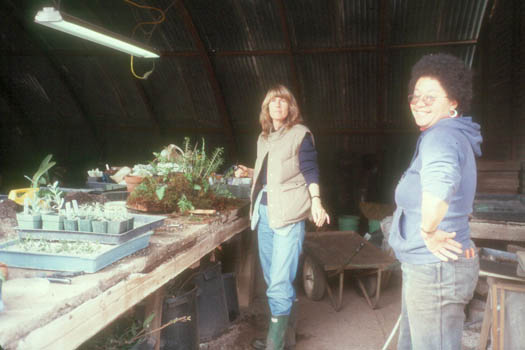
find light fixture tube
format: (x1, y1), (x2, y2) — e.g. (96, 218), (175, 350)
(35, 7), (160, 58)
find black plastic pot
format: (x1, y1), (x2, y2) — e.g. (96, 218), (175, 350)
(222, 272), (239, 322)
(161, 284), (199, 350)
(193, 263), (229, 342)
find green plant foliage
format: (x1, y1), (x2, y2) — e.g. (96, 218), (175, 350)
(177, 194), (195, 213)
(24, 154), (56, 188)
(180, 137), (224, 190)
(126, 138), (245, 214)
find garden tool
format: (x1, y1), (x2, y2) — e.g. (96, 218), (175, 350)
(36, 271), (84, 284)
(382, 313), (401, 350)
(8, 187), (39, 205)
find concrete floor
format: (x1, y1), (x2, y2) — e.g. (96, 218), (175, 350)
(204, 270), (403, 350)
(203, 268), (486, 350)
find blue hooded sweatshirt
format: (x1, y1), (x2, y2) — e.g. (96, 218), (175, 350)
(388, 117), (483, 264)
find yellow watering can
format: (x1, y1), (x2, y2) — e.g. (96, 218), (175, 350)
(8, 188), (39, 205)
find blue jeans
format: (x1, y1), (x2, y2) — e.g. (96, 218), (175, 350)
(398, 250), (479, 350)
(257, 204), (305, 316)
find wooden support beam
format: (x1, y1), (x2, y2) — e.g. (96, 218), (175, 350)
(470, 220), (525, 242)
(176, 0), (237, 160)
(3, 40), (480, 58)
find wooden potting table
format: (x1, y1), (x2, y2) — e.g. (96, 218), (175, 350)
(0, 207), (251, 350)
(302, 231), (398, 311)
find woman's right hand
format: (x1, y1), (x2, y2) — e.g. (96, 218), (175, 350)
(421, 229), (463, 261)
(234, 165), (253, 178)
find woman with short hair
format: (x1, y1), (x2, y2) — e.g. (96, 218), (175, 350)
(388, 53), (482, 349)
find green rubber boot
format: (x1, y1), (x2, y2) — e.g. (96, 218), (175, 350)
(265, 315), (289, 350)
(251, 303), (298, 350)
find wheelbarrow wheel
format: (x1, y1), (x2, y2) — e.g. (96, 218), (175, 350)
(302, 255), (326, 301)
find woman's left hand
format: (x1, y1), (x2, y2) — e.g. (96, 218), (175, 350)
(311, 198), (330, 227)
(421, 229), (463, 261)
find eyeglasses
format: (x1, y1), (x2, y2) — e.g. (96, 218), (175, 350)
(408, 94), (448, 106)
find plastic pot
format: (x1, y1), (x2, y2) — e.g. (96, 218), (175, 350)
(92, 220), (108, 234)
(16, 213), (42, 229)
(107, 219), (127, 234)
(78, 218), (93, 232)
(42, 214), (64, 231)
(64, 219), (78, 232)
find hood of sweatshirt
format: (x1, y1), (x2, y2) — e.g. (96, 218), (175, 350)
(435, 116), (482, 157)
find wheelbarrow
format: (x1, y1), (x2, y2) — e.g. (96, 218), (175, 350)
(302, 231), (398, 311)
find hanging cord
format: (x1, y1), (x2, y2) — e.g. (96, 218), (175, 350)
(124, 0), (166, 79)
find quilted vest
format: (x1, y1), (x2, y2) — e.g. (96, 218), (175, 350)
(250, 124), (312, 228)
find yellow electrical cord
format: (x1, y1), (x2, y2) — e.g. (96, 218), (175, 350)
(124, 0), (166, 79)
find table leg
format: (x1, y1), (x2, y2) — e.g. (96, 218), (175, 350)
(236, 229), (256, 309)
(478, 277), (494, 350)
(144, 286), (166, 350)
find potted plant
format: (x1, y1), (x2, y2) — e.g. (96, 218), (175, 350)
(64, 202), (79, 232)
(125, 165), (155, 192)
(106, 208), (129, 234)
(78, 204), (94, 232)
(92, 203), (108, 234)
(41, 181), (65, 231)
(16, 196), (42, 229)
(87, 168), (104, 183)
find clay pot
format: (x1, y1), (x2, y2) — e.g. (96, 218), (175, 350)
(124, 175), (145, 193)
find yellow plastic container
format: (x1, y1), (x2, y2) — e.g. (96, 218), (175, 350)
(7, 188), (39, 205)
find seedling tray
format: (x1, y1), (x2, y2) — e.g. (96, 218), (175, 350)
(85, 182), (127, 191)
(0, 231), (153, 273)
(17, 214), (165, 245)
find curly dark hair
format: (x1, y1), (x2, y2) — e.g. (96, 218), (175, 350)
(408, 53), (473, 115)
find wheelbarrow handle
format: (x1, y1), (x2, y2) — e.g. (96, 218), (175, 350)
(331, 242), (366, 276)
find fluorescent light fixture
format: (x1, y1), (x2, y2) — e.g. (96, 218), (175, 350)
(35, 7), (160, 58)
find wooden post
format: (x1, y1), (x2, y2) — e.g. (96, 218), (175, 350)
(236, 228), (257, 308)
(144, 286), (166, 350)
(478, 277), (494, 350)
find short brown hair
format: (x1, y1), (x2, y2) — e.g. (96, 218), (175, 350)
(259, 84), (302, 137)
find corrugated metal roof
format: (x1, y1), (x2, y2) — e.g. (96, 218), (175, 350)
(286, 0), (380, 48)
(1, 0), (507, 189)
(186, 0), (285, 52)
(390, 0), (488, 44)
(213, 55), (292, 129)
(296, 52), (378, 129)
(143, 56), (222, 129)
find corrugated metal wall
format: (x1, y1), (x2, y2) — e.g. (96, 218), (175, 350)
(2, 0), (523, 205)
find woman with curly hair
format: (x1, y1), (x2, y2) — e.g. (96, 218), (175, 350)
(236, 84), (330, 350)
(388, 53), (482, 349)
